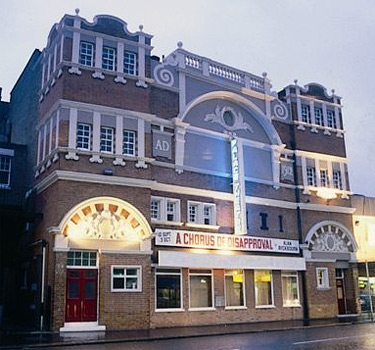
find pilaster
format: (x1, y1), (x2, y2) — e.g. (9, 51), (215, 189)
(65, 108), (79, 160)
(89, 111), (103, 163)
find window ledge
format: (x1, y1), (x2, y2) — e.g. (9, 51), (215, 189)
(155, 308), (185, 313)
(225, 306), (247, 310)
(317, 287), (331, 291)
(255, 305), (276, 309)
(283, 304), (301, 308)
(151, 220), (184, 227)
(111, 289), (142, 293)
(188, 307), (216, 312)
(0, 185), (10, 190)
(185, 223), (220, 230)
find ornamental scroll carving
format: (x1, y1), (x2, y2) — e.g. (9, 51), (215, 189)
(153, 53), (179, 87)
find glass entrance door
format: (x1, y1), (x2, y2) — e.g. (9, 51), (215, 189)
(66, 269), (98, 322)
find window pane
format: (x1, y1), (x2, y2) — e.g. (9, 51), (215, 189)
(255, 270), (273, 306)
(225, 270), (244, 307)
(126, 269), (138, 276)
(126, 277), (138, 289)
(123, 130), (135, 155)
(282, 274), (299, 306)
(190, 275), (212, 308)
(157, 274), (181, 309)
(113, 268), (124, 276)
(124, 52), (136, 75)
(113, 277), (124, 289)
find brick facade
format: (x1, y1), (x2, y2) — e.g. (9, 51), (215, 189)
(22, 12), (360, 332)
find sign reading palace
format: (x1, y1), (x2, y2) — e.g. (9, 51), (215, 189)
(155, 229), (299, 254)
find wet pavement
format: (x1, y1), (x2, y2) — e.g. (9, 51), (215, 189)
(0, 318), (373, 349)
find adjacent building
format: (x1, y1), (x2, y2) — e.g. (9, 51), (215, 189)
(12, 11), (360, 331)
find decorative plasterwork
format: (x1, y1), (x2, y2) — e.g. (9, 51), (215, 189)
(60, 197), (152, 244)
(272, 100), (289, 121)
(153, 53), (179, 87)
(305, 221), (356, 254)
(204, 105), (253, 134)
(179, 91), (283, 146)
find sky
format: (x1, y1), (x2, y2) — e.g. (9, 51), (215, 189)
(0, 0), (374, 196)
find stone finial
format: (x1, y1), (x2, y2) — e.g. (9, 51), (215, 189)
(294, 79), (298, 85)
(75, 8), (80, 15)
(262, 72), (267, 78)
(177, 41), (183, 49)
(139, 24), (144, 32)
(331, 89), (335, 94)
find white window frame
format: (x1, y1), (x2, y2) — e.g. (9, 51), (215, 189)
(333, 170), (342, 189)
(314, 107), (324, 126)
(76, 123), (91, 150)
(150, 196), (181, 224)
(123, 51), (137, 76)
(102, 46), (116, 71)
(281, 271), (301, 307)
(111, 265), (142, 292)
(316, 267), (330, 289)
(100, 126), (114, 153)
(150, 198), (161, 220)
(224, 269), (246, 309)
(320, 168), (328, 187)
(155, 268), (183, 312)
(306, 166), (316, 187)
(80, 41), (94, 67)
(123, 129), (136, 156)
(0, 155), (11, 188)
(188, 269), (215, 311)
(301, 104), (311, 124)
(187, 201), (216, 227)
(327, 110), (337, 129)
(67, 250), (98, 268)
(254, 270), (274, 308)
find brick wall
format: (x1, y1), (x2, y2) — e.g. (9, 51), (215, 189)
(99, 253), (151, 330)
(305, 262), (337, 318)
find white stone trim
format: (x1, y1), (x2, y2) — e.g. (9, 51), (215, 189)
(315, 158), (321, 187)
(65, 108), (79, 160)
(89, 111), (102, 163)
(68, 31), (82, 75)
(159, 250), (306, 271)
(174, 118), (188, 173)
(179, 90), (282, 146)
(35, 170), (355, 215)
(92, 37), (104, 79)
(42, 123), (47, 161)
(37, 130), (42, 165)
(136, 33), (147, 88)
(295, 150), (347, 163)
(60, 322), (105, 333)
(0, 148), (14, 157)
(135, 118), (147, 168)
(48, 118), (53, 155)
(113, 115), (125, 166)
(55, 110), (60, 149)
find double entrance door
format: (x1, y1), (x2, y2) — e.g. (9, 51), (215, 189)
(66, 269), (98, 322)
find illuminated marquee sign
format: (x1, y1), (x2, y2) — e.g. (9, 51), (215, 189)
(231, 137), (247, 235)
(155, 229), (299, 254)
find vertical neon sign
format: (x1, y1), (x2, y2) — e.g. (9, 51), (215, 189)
(231, 137), (247, 235)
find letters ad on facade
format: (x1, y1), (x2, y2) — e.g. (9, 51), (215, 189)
(152, 131), (172, 159)
(155, 229), (300, 254)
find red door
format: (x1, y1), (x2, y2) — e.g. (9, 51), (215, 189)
(66, 269), (98, 322)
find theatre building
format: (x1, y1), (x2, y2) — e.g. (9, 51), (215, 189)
(30, 11), (359, 331)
